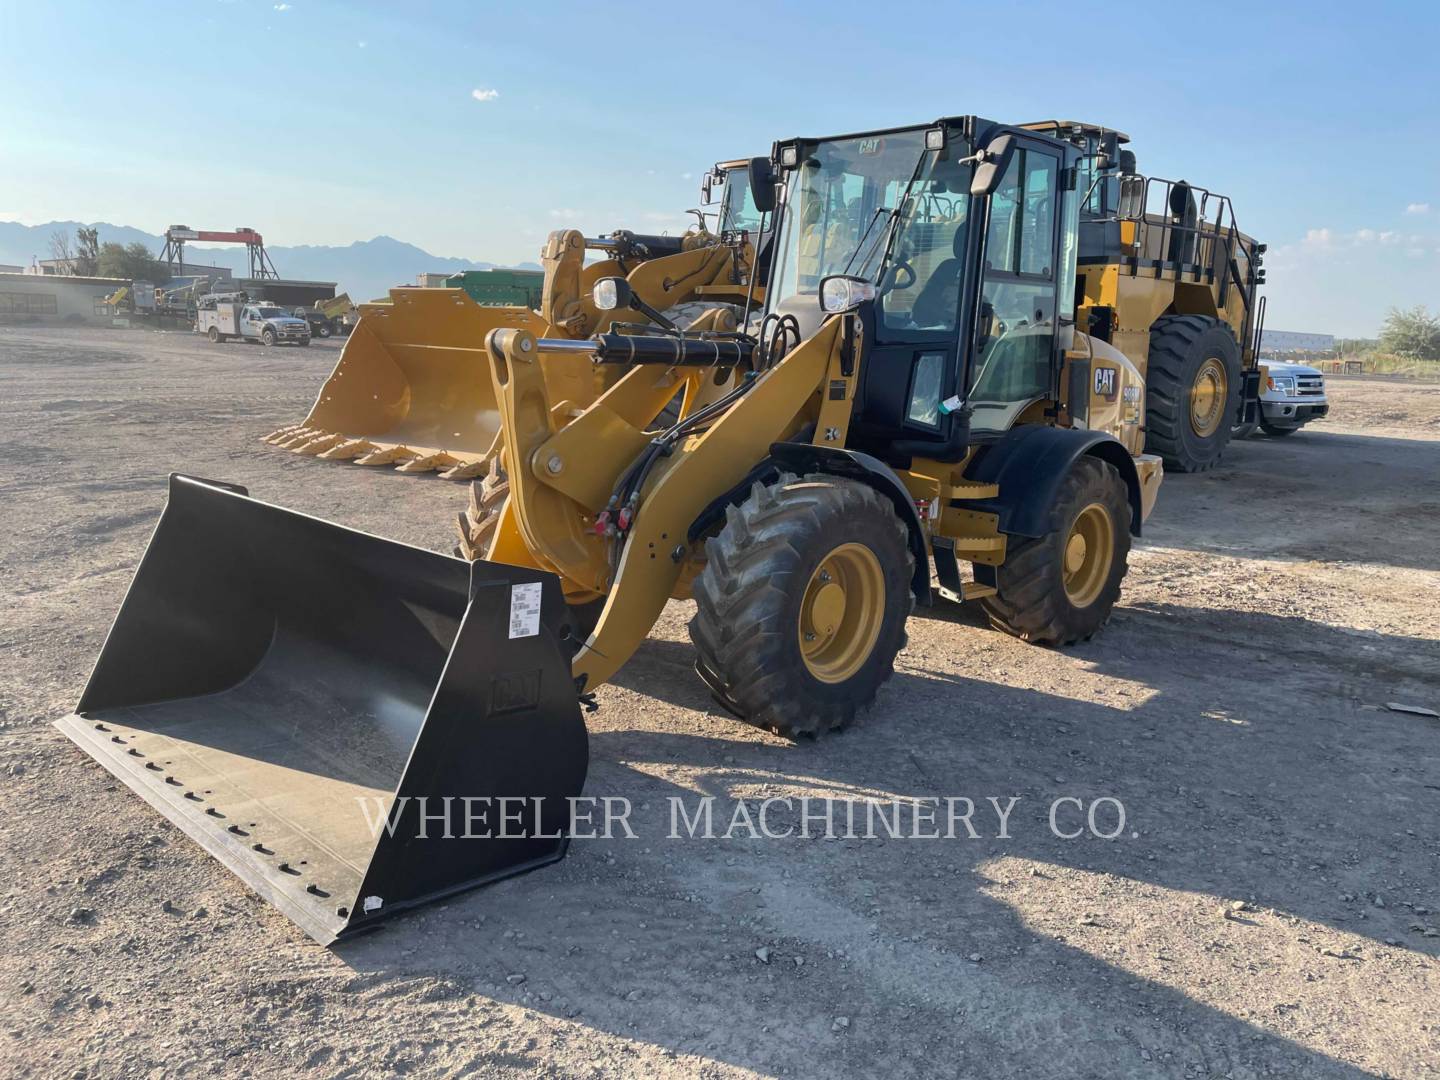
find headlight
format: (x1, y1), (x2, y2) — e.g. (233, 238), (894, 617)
(1267, 376), (1295, 395)
(592, 277), (632, 312)
(819, 275), (877, 314)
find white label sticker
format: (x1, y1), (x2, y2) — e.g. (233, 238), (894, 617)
(362, 895), (383, 913)
(508, 582), (543, 639)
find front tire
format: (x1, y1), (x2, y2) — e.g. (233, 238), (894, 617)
(206, 326), (220, 343)
(689, 473), (913, 737)
(261, 328), (276, 347)
(453, 457), (510, 561)
(1144, 315), (1241, 473)
(981, 456), (1131, 645)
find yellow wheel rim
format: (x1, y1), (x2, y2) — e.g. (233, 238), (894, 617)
(798, 542), (885, 684)
(1189, 357), (1228, 438)
(1062, 503), (1114, 608)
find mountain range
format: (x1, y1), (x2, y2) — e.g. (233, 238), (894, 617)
(0, 221), (540, 301)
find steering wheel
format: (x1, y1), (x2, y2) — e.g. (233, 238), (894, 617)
(880, 259), (916, 296)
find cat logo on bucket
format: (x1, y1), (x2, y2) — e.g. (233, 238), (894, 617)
(1093, 366), (1118, 400)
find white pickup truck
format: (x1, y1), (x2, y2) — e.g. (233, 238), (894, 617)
(1236, 360), (1330, 438)
(196, 300), (312, 347)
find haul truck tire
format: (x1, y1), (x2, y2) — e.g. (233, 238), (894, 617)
(689, 473), (913, 738)
(1144, 315), (1241, 473)
(981, 456), (1131, 645)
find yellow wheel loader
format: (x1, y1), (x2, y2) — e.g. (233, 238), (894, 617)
(1022, 121), (1267, 472)
(265, 162), (767, 483)
(454, 157), (772, 556)
(58, 116), (1163, 943)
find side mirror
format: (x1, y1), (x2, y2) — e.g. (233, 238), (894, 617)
(1096, 131), (1120, 171)
(700, 172), (715, 205)
(970, 134), (1016, 197)
(818, 274), (877, 314)
(748, 156), (777, 213)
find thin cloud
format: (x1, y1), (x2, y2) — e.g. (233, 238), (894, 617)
(471, 88), (500, 103)
(1406, 202), (1431, 215)
(273, 2), (290, 10)
(357, 40), (367, 48)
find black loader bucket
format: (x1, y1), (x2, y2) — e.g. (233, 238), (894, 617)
(55, 475), (587, 945)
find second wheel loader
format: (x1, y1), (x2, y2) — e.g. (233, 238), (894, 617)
(58, 115), (1164, 944)
(263, 161), (766, 481)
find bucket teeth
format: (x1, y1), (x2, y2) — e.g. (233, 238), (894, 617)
(317, 438), (377, 461)
(262, 425), (306, 445)
(277, 428), (325, 450)
(437, 459), (489, 481)
(294, 433), (347, 457)
(395, 451), (460, 474)
(353, 445), (419, 467)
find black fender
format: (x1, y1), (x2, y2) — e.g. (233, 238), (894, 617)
(686, 442), (932, 606)
(964, 426), (1143, 539)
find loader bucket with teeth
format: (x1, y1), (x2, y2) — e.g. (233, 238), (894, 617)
(55, 475), (588, 944)
(263, 289), (546, 480)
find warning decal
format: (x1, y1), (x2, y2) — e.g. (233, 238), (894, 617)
(508, 582), (543, 639)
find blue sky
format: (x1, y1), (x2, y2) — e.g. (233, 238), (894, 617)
(2, 0), (1436, 337)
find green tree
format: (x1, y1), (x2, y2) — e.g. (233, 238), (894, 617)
(1378, 305), (1440, 361)
(97, 241), (170, 284)
(74, 227), (100, 276)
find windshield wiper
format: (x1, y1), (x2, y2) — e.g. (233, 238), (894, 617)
(843, 206), (897, 278)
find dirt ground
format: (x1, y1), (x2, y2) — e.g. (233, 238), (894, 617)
(0, 325), (1436, 1080)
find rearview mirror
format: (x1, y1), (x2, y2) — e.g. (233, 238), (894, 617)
(748, 156), (777, 213)
(969, 134), (1016, 197)
(1096, 130), (1120, 171)
(700, 171), (715, 205)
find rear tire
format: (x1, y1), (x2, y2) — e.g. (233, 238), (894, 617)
(318, 324), (332, 338)
(207, 326), (220, 343)
(981, 456), (1131, 645)
(689, 473), (913, 737)
(1144, 315), (1241, 473)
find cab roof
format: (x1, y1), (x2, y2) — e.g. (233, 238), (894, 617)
(1021, 119), (1131, 143)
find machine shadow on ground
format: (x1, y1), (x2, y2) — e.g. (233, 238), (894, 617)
(329, 597), (1438, 1079)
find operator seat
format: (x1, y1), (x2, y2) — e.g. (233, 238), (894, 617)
(908, 224), (966, 329)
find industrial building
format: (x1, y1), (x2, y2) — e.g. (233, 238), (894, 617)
(1259, 329), (1336, 355)
(0, 272), (127, 325)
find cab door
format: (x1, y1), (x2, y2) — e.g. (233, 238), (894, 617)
(967, 138), (1064, 437)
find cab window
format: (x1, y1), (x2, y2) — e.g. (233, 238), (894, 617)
(970, 145), (1062, 436)
(878, 153), (972, 334)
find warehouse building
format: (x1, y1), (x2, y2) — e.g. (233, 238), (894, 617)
(0, 272), (127, 325)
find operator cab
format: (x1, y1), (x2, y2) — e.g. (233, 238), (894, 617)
(702, 159), (772, 286)
(763, 118), (1083, 466)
